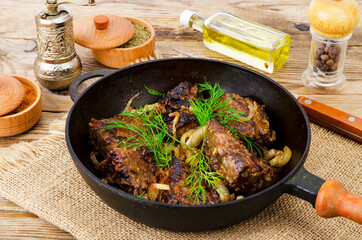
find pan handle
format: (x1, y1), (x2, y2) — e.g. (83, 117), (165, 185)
(284, 166), (325, 206)
(69, 70), (113, 101)
(285, 167), (362, 224)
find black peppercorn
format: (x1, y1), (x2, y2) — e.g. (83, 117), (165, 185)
(313, 42), (341, 73)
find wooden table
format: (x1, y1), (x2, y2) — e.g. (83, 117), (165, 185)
(0, 0), (361, 238)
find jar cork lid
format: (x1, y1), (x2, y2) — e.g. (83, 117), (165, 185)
(308, 0), (360, 38)
(74, 14), (135, 50)
(0, 74), (25, 116)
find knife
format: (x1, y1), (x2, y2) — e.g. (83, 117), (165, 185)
(297, 96), (362, 143)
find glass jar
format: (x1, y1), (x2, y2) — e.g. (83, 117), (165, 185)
(302, 28), (351, 91)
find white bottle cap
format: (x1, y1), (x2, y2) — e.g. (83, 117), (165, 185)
(180, 10), (196, 28)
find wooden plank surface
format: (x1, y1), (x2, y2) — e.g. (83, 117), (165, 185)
(0, 0), (361, 238)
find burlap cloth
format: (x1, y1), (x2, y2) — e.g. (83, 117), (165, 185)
(0, 123), (361, 239)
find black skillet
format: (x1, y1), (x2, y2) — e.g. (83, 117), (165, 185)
(66, 58), (361, 231)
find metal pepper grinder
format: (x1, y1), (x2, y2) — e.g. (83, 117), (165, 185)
(34, 0), (95, 90)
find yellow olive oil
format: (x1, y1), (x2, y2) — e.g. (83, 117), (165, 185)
(180, 11), (290, 73)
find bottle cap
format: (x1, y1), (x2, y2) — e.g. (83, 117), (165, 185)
(180, 10), (196, 28)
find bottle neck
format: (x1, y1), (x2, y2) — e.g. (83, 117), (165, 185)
(189, 14), (204, 32)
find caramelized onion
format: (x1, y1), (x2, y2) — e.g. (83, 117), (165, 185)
(215, 180), (230, 202)
(268, 146), (292, 167)
(123, 92), (140, 112)
(180, 128), (196, 144)
(147, 183), (170, 201)
(169, 112), (180, 138)
(186, 126), (206, 147)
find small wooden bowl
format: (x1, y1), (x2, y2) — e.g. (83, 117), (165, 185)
(0, 76), (42, 137)
(91, 17), (156, 68)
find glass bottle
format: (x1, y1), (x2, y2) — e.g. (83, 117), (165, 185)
(180, 10), (290, 73)
(302, 0), (360, 91)
(302, 29), (350, 90)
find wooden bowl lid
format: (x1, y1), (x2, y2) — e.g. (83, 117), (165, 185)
(74, 14), (135, 50)
(308, 0), (360, 38)
(0, 74), (25, 116)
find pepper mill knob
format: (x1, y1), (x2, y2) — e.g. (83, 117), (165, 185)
(93, 15), (109, 30)
(308, 0), (360, 38)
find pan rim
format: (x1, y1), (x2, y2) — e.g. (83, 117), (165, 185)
(65, 57), (311, 209)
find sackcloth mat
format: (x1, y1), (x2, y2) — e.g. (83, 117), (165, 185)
(0, 121), (361, 240)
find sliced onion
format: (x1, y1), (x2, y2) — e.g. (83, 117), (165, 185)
(186, 126), (206, 147)
(236, 195), (244, 200)
(123, 93), (140, 112)
(150, 183), (170, 191)
(246, 101), (256, 120)
(147, 183), (170, 201)
(165, 144), (180, 158)
(269, 146), (292, 167)
(180, 128), (196, 144)
(90, 151), (100, 168)
(169, 112), (180, 138)
(215, 180), (230, 203)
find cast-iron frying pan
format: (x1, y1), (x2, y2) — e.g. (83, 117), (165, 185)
(66, 58), (361, 231)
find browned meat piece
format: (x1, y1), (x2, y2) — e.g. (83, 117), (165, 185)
(204, 118), (278, 194)
(89, 115), (157, 195)
(220, 93), (276, 145)
(89, 115), (142, 159)
(160, 81), (199, 113)
(160, 81), (200, 138)
(158, 159), (220, 205)
(98, 147), (157, 195)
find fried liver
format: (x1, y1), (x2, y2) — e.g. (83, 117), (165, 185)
(205, 118), (278, 194)
(98, 147), (157, 195)
(89, 115), (142, 159)
(160, 81), (199, 113)
(89, 115), (156, 195)
(158, 159), (220, 205)
(221, 93), (276, 145)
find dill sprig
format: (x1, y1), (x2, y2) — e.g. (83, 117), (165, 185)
(183, 132), (222, 204)
(102, 106), (173, 167)
(134, 191), (146, 198)
(190, 82), (262, 155)
(145, 85), (165, 98)
(227, 126), (263, 157)
(190, 83), (231, 126)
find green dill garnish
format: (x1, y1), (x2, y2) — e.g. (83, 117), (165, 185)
(145, 85), (165, 98)
(227, 126), (263, 157)
(183, 131), (222, 204)
(102, 106), (173, 167)
(134, 191), (146, 198)
(190, 83), (230, 126)
(189, 82), (262, 156)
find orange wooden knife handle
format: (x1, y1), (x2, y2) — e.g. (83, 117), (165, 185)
(316, 180), (362, 224)
(298, 96), (362, 143)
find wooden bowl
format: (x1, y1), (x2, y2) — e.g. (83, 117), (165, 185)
(91, 17), (155, 68)
(0, 76), (42, 137)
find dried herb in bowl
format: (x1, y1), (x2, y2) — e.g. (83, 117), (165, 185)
(117, 22), (151, 48)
